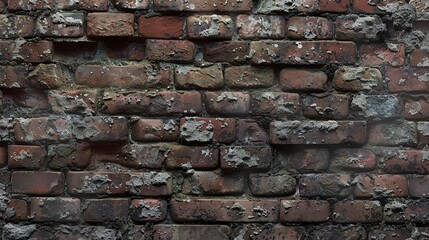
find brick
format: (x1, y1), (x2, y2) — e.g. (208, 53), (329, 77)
(384, 200), (429, 223)
(302, 94), (350, 120)
(102, 91), (202, 115)
(165, 145), (219, 169)
(280, 69), (328, 92)
(93, 144), (166, 169)
(368, 122), (417, 146)
(250, 41), (356, 65)
(132, 119), (179, 142)
(383, 150), (429, 174)
(368, 228), (411, 240)
(4, 199), (28, 221)
(171, 199), (279, 222)
(3, 89), (49, 112)
(331, 148), (376, 171)
(153, 225), (231, 240)
(175, 65), (223, 89)
(351, 95), (402, 120)
(26, 64), (67, 89)
(11, 171), (64, 195)
(77, 0), (109, 11)
(47, 142), (91, 170)
(252, 92), (301, 116)
(130, 199), (167, 222)
(113, 0), (149, 9)
(204, 92), (251, 116)
(187, 15), (233, 40)
(8, 0), (53, 10)
(386, 67), (429, 93)
(0, 147), (6, 167)
(353, 175), (408, 198)
(311, 225), (366, 240)
(180, 117), (235, 143)
(31, 197), (80, 222)
(360, 43), (405, 67)
(411, 49), (429, 67)
(250, 173), (296, 196)
(182, 171), (245, 195)
(0, 119), (13, 143)
(138, 16), (183, 39)
(333, 67), (382, 92)
(336, 15), (386, 41)
(67, 172), (128, 196)
(290, 148), (330, 171)
(418, 122), (429, 143)
(333, 200), (382, 223)
(237, 15), (285, 39)
(71, 116), (128, 142)
(128, 172), (173, 196)
(236, 119), (268, 143)
(281, 200), (330, 223)
(404, 97), (429, 120)
(147, 40), (194, 63)
(8, 145), (45, 169)
(49, 90), (97, 115)
(203, 41), (249, 63)
(153, 0), (252, 12)
(220, 146), (271, 170)
(255, 0), (318, 13)
(99, 41), (144, 61)
(353, 0), (406, 13)
(75, 64), (170, 89)
(409, 175), (429, 198)
(0, 66), (28, 88)
(270, 121), (367, 145)
(299, 174), (351, 197)
(224, 66), (274, 88)
(0, 14), (34, 38)
(0, 40), (53, 63)
(7, 0), (108, 10)
(14, 117), (72, 143)
(318, 0), (350, 12)
(83, 199), (128, 223)
(87, 13), (134, 37)
(286, 17), (334, 40)
(37, 12), (84, 37)
(231, 224), (304, 240)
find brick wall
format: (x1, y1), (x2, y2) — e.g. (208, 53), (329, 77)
(0, 0), (428, 239)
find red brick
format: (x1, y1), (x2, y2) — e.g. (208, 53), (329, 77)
(87, 13), (134, 37)
(75, 64), (170, 89)
(49, 90), (97, 115)
(271, 121), (367, 145)
(333, 200), (382, 223)
(302, 94), (350, 119)
(252, 92), (301, 116)
(368, 228), (411, 240)
(0, 66), (28, 88)
(93, 144), (165, 169)
(204, 92), (251, 116)
(180, 117), (235, 143)
(99, 42), (144, 61)
(3, 89), (49, 112)
(386, 67), (429, 93)
(281, 200), (330, 223)
(318, 0), (350, 12)
(250, 173), (296, 196)
(77, 0), (109, 11)
(147, 40), (194, 63)
(126, 172), (173, 196)
(113, 0), (149, 9)
(250, 41), (356, 65)
(47, 142), (91, 170)
(368, 122), (417, 146)
(153, 0), (252, 12)
(351, 95), (402, 120)
(0, 171), (10, 186)
(384, 200), (429, 223)
(26, 64), (67, 89)
(353, 175), (408, 198)
(299, 174), (351, 197)
(186, 15), (233, 40)
(255, 0), (318, 13)
(8, 0), (53, 10)
(418, 122), (429, 143)
(31, 197), (80, 222)
(280, 69), (328, 92)
(236, 119), (268, 143)
(409, 175), (429, 198)
(11, 171), (64, 195)
(14, 117), (72, 143)
(37, 12), (84, 37)
(353, 0), (405, 13)
(290, 148), (330, 171)
(0, 40), (53, 63)
(102, 91), (201, 115)
(333, 66), (382, 92)
(0, 14), (34, 38)
(83, 199), (128, 223)
(165, 145), (219, 169)
(8, 0), (108, 10)
(4, 199), (28, 221)
(231, 224), (304, 240)
(360, 43), (405, 67)
(8, 145), (45, 169)
(411, 49), (429, 67)
(130, 199), (167, 222)
(71, 116), (128, 142)
(203, 41), (249, 63)
(131, 119), (179, 142)
(175, 64), (223, 89)
(138, 16), (183, 39)
(220, 146), (271, 170)
(0, 146), (6, 167)
(224, 66), (274, 88)
(336, 15), (386, 41)
(331, 148), (376, 171)
(153, 225), (231, 240)
(311, 225), (366, 239)
(286, 17), (334, 40)
(182, 171), (245, 195)
(237, 15), (285, 39)
(404, 97), (429, 120)
(171, 199), (279, 222)
(384, 150), (429, 174)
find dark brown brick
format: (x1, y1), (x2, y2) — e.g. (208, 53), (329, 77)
(410, 49), (429, 67)
(290, 148), (329, 171)
(147, 40), (194, 63)
(187, 15), (233, 40)
(280, 69), (328, 92)
(203, 41), (249, 63)
(0, 14), (34, 38)
(236, 119), (268, 143)
(252, 92), (301, 116)
(331, 148), (376, 171)
(11, 171), (64, 195)
(175, 64), (223, 89)
(384, 150), (429, 174)
(237, 15), (285, 39)
(281, 200), (330, 222)
(353, 175), (408, 198)
(333, 200), (382, 223)
(71, 116), (128, 142)
(49, 90), (97, 115)
(299, 174), (351, 198)
(318, 0), (350, 12)
(165, 145), (219, 169)
(114, 0), (149, 9)
(286, 16), (334, 40)
(179, 117), (235, 143)
(336, 15), (386, 41)
(83, 199), (128, 223)
(131, 119), (179, 142)
(360, 43), (405, 67)
(204, 92), (251, 116)
(404, 97), (429, 120)
(182, 171), (245, 195)
(4, 199), (28, 221)
(333, 67), (382, 92)
(220, 145), (271, 170)
(250, 173), (296, 196)
(8, 145), (45, 169)
(31, 197), (80, 222)
(47, 142), (91, 170)
(302, 94), (350, 120)
(368, 122), (417, 146)
(36, 12), (84, 37)
(0, 66), (29, 88)
(87, 13), (134, 37)
(130, 199), (167, 223)
(409, 175), (429, 198)
(386, 67), (429, 93)
(153, 225), (231, 240)
(153, 0), (252, 12)
(224, 66), (274, 88)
